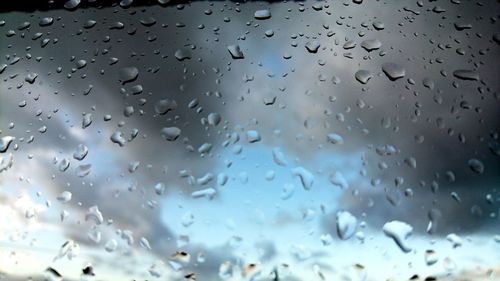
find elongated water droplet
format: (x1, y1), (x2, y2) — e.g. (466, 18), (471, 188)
(383, 220), (413, 253)
(292, 167), (314, 190)
(254, 9), (271, 20)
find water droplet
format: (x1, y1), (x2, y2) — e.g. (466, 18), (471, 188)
(110, 131), (126, 146)
(446, 233), (462, 248)
(246, 130), (261, 143)
(44, 267), (63, 281)
(105, 239), (118, 252)
(331, 75), (341, 85)
(0, 136), (15, 153)
(85, 206), (103, 225)
(118, 67), (139, 85)
(58, 158), (70, 172)
(254, 9), (271, 20)
(355, 70), (373, 84)
(76, 164), (91, 177)
(373, 21), (385, 30)
(56, 191), (72, 203)
(207, 112), (221, 126)
(467, 158), (484, 174)
(154, 182), (166, 195)
(227, 45), (244, 59)
(425, 249), (438, 265)
(281, 183), (295, 200)
(383, 220), (413, 253)
(73, 144), (88, 160)
(327, 133), (344, 144)
(39, 17), (54, 26)
(336, 211), (357, 240)
(198, 143), (212, 154)
(175, 49), (192, 61)
(360, 39), (382, 51)
(25, 72), (38, 84)
(181, 212), (194, 227)
(154, 99), (177, 115)
(292, 167), (314, 190)
(382, 63), (405, 80)
(191, 188), (216, 199)
(343, 40), (356, 50)
(82, 113), (92, 129)
(329, 171), (348, 189)
(64, 0), (80, 10)
(453, 69), (479, 81)
(305, 41), (320, 53)
(161, 127), (181, 141)
(139, 237), (152, 250)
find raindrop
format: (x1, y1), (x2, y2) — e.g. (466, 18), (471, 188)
(64, 0), (80, 10)
(76, 164), (91, 177)
(373, 21), (385, 30)
(292, 167), (314, 190)
(336, 211), (357, 240)
(82, 113), (92, 129)
(73, 144), (88, 160)
(382, 63), (405, 80)
(207, 112), (221, 126)
(56, 191), (72, 203)
(305, 41), (320, 53)
(272, 147), (288, 166)
(227, 45), (244, 59)
(0, 136), (15, 153)
(85, 206), (103, 225)
(25, 72), (38, 84)
(355, 70), (373, 84)
(467, 158), (484, 174)
(58, 158), (70, 172)
(383, 220), (413, 253)
(446, 233), (462, 248)
(118, 67), (139, 85)
(360, 39), (382, 52)
(154, 99), (178, 115)
(453, 69), (479, 81)
(327, 133), (344, 145)
(254, 9), (271, 20)
(39, 17), (54, 26)
(175, 49), (192, 61)
(110, 131), (126, 146)
(161, 127), (181, 141)
(105, 239), (118, 252)
(425, 250), (438, 266)
(246, 130), (261, 143)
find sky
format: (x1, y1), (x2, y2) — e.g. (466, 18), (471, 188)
(0, 0), (499, 280)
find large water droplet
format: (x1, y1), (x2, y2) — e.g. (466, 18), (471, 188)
(161, 127), (181, 141)
(227, 45), (244, 59)
(355, 70), (373, 84)
(118, 67), (139, 85)
(254, 10), (271, 20)
(383, 220), (413, 253)
(382, 63), (405, 80)
(336, 211), (357, 240)
(453, 69), (479, 81)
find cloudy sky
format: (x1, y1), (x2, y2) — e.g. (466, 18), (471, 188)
(0, 0), (499, 280)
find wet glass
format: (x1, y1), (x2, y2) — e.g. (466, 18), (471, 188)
(0, 0), (499, 280)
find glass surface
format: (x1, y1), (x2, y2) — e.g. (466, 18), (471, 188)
(0, 0), (499, 280)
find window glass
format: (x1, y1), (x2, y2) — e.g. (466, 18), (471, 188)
(0, 1), (499, 280)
